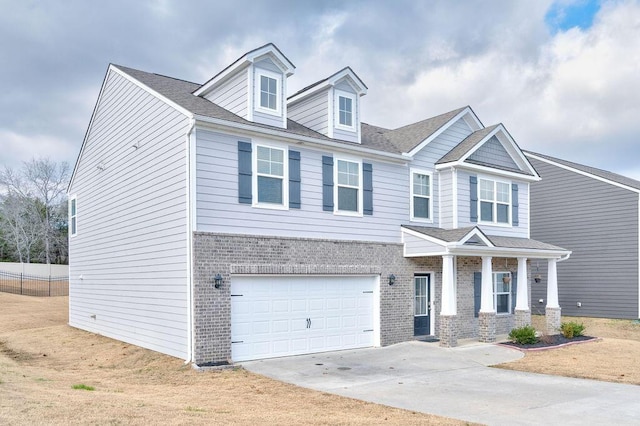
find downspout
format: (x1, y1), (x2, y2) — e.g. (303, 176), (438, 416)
(557, 252), (571, 262)
(184, 117), (196, 364)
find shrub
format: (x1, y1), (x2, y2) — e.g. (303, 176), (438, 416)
(72, 384), (95, 391)
(560, 321), (585, 339)
(509, 325), (538, 345)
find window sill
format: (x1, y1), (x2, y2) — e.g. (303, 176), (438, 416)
(410, 217), (433, 224)
(335, 123), (356, 132)
(255, 106), (281, 117)
(252, 202), (289, 211)
(478, 221), (512, 228)
(334, 210), (363, 217)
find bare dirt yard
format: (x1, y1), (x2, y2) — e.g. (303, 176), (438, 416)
(0, 294), (466, 425)
(497, 315), (640, 385)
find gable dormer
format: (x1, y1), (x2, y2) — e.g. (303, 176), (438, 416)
(288, 67), (367, 143)
(194, 43), (295, 129)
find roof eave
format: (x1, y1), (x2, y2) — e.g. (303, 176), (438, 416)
(435, 161), (541, 182)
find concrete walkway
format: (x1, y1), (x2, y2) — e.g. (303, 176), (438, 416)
(242, 341), (640, 425)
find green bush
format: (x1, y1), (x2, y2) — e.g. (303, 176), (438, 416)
(560, 321), (585, 339)
(508, 325), (538, 345)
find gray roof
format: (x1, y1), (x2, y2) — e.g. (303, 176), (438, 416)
(113, 65), (471, 156)
(403, 225), (566, 251)
(524, 150), (640, 191)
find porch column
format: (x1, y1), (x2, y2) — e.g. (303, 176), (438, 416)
(478, 256), (496, 342)
(515, 257), (531, 328)
(439, 255), (457, 347)
(545, 258), (561, 334)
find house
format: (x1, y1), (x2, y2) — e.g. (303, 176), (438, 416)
(68, 44), (570, 365)
(525, 151), (640, 320)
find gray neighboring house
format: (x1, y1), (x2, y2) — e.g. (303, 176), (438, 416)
(526, 151), (640, 320)
(67, 43), (570, 366)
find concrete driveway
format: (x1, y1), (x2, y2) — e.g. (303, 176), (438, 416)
(242, 341), (640, 425)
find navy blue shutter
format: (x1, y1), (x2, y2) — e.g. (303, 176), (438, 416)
(473, 272), (481, 318)
(470, 176), (478, 222)
(289, 150), (301, 209)
(238, 141), (252, 204)
(322, 156), (334, 211)
(511, 272), (518, 313)
(512, 183), (519, 226)
(363, 162), (373, 215)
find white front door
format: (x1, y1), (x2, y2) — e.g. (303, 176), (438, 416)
(231, 275), (378, 362)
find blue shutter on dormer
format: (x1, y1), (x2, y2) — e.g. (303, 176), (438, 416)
(322, 156), (334, 211)
(470, 176), (478, 222)
(289, 150), (301, 209)
(363, 162), (373, 215)
(238, 141), (252, 204)
(512, 183), (519, 226)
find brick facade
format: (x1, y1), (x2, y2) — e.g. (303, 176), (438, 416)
(192, 232), (532, 364)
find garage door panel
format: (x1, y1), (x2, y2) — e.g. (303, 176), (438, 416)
(231, 275), (377, 362)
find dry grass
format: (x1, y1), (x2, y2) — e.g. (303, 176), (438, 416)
(0, 293), (466, 425)
(497, 315), (640, 385)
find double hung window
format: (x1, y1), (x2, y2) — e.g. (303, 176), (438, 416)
(256, 145), (285, 205)
(411, 171), (432, 221)
(336, 159), (360, 213)
(479, 178), (510, 224)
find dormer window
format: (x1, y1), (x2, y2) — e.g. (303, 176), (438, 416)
(335, 90), (356, 131)
(255, 69), (281, 116)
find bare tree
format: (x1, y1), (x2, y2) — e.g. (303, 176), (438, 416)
(0, 193), (41, 262)
(0, 158), (70, 264)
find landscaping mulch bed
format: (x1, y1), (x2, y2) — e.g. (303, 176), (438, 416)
(500, 334), (598, 351)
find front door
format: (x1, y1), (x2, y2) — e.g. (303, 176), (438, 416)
(414, 274), (431, 336)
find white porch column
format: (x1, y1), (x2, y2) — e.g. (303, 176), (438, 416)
(439, 254), (457, 347)
(440, 255), (456, 315)
(547, 258), (559, 308)
(480, 256), (494, 313)
(515, 257), (529, 310)
(546, 258), (561, 334)
(515, 257), (532, 328)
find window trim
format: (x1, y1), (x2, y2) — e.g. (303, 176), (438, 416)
(334, 157), (363, 216)
(410, 168), (433, 223)
(252, 143), (289, 210)
(69, 196), (77, 237)
(254, 69), (282, 116)
(478, 176), (512, 226)
(493, 271), (512, 315)
(334, 90), (357, 132)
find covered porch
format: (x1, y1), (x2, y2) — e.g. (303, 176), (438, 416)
(402, 225), (571, 347)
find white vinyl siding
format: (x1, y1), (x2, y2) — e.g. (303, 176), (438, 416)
(67, 69), (190, 360)
(195, 129), (408, 243)
(287, 90), (329, 135)
(204, 68), (248, 119)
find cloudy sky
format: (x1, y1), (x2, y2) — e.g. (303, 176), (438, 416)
(2, 0), (639, 179)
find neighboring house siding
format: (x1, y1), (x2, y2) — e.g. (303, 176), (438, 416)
(68, 69), (191, 359)
(206, 69), (248, 119)
(195, 128), (408, 242)
(529, 158), (639, 319)
(287, 90), (328, 135)
(457, 170), (529, 238)
(468, 136), (519, 170)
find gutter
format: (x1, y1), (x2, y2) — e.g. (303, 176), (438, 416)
(184, 117), (196, 364)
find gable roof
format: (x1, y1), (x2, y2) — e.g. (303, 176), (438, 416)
(524, 150), (640, 192)
(435, 123), (539, 179)
(288, 66), (368, 104)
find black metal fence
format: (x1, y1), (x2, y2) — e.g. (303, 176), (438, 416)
(0, 270), (69, 297)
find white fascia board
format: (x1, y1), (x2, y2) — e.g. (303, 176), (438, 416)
(404, 250), (450, 258)
(405, 107), (478, 157)
(193, 115), (410, 164)
(524, 152), (640, 194)
(456, 124), (539, 178)
(448, 245), (571, 259)
(328, 68), (367, 95)
(435, 161), (541, 182)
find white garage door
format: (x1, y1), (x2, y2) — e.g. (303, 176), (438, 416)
(231, 275), (378, 362)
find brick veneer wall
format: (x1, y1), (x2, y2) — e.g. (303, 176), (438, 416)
(192, 232), (531, 364)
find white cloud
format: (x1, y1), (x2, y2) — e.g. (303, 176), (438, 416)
(0, 130), (76, 169)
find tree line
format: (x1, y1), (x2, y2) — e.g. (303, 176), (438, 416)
(0, 159), (70, 264)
